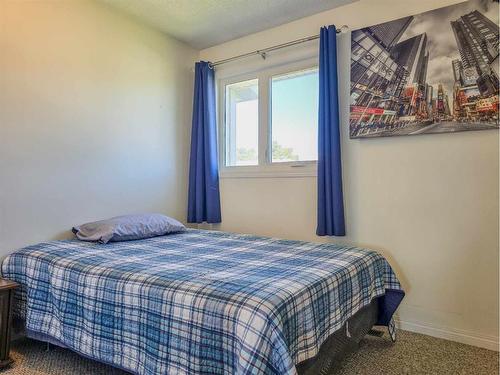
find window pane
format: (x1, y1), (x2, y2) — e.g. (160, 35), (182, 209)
(225, 79), (258, 166)
(271, 68), (318, 163)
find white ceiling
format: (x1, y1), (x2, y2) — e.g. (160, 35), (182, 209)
(101, 0), (355, 49)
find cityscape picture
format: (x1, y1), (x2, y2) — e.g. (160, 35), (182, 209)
(349, 0), (499, 139)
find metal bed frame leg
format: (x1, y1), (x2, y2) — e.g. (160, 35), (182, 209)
(45, 342), (51, 352)
(366, 318), (397, 342)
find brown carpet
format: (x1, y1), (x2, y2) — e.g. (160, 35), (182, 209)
(2, 330), (498, 374)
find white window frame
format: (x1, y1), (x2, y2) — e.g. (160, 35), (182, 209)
(217, 57), (318, 178)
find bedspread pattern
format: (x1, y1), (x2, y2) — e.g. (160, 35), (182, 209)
(2, 229), (403, 375)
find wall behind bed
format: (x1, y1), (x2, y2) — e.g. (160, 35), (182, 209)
(0, 1), (196, 252)
(199, 0), (499, 350)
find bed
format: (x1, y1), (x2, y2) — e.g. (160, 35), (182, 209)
(1, 229), (404, 374)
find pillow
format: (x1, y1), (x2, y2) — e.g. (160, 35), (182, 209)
(72, 213), (185, 244)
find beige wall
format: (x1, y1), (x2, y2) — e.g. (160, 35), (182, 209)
(0, 1), (196, 253)
(200, 0), (499, 349)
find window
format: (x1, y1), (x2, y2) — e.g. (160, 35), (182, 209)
(271, 68), (318, 163)
(219, 59), (319, 177)
(225, 79), (259, 166)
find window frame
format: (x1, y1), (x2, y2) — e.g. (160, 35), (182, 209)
(217, 58), (318, 178)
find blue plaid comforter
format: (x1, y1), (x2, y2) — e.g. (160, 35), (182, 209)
(2, 229), (404, 375)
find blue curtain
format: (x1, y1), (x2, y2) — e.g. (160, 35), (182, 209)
(187, 61), (222, 223)
(316, 26), (345, 236)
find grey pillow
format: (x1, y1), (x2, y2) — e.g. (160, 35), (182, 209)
(72, 213), (185, 244)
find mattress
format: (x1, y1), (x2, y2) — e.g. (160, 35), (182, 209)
(2, 229), (404, 375)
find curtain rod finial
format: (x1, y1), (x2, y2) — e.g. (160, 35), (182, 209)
(336, 25), (349, 33)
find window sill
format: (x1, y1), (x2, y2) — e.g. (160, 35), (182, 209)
(219, 163), (317, 179)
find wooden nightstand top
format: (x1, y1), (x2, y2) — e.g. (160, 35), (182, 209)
(0, 280), (18, 291)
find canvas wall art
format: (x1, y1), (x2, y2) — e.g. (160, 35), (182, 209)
(349, 0), (499, 138)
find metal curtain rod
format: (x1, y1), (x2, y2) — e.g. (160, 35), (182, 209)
(209, 25), (348, 68)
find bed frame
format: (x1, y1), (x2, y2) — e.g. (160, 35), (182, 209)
(297, 298), (380, 375)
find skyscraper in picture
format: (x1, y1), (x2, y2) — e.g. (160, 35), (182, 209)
(349, 17), (416, 133)
(451, 10), (499, 96)
(390, 34), (429, 87)
(365, 16), (413, 49)
(390, 34), (429, 116)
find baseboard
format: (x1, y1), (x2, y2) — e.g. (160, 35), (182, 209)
(396, 319), (499, 352)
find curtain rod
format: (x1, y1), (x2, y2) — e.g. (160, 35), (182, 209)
(209, 25), (348, 68)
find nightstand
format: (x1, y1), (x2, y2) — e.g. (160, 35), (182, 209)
(0, 279), (18, 369)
